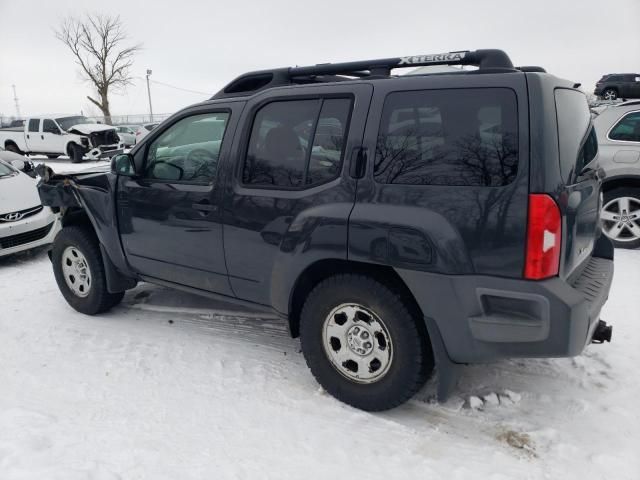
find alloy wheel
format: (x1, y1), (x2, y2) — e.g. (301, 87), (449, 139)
(601, 196), (640, 243)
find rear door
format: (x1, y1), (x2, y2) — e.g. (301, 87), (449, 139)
(25, 119), (41, 152)
(554, 88), (601, 278)
(221, 84), (372, 307)
(117, 104), (240, 295)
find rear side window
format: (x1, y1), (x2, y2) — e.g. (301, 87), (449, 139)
(243, 98), (352, 188)
(374, 88), (519, 186)
(609, 111), (640, 142)
(28, 119), (39, 132)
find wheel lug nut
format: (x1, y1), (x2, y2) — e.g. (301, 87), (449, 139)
(364, 342), (371, 349)
(361, 332), (369, 339)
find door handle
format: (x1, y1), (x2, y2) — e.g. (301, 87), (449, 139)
(192, 201), (217, 213)
(41, 135), (44, 140)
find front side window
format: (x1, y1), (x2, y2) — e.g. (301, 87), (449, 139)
(144, 112), (229, 183)
(374, 88), (519, 186)
(609, 112), (640, 142)
(28, 119), (39, 132)
(42, 119), (59, 134)
(243, 98), (352, 188)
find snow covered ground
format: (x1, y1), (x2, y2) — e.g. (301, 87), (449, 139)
(1, 158), (639, 479)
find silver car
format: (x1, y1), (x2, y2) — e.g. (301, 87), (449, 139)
(115, 125), (138, 147)
(594, 101), (640, 248)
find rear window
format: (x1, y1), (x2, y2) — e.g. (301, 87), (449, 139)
(555, 89), (595, 181)
(374, 88), (519, 186)
(28, 119), (39, 132)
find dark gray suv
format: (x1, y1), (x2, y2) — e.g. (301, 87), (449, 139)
(38, 49), (614, 411)
(595, 74), (640, 101)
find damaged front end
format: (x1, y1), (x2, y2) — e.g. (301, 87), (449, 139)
(36, 164), (137, 292)
(68, 127), (124, 160)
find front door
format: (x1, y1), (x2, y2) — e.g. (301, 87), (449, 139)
(117, 106), (238, 295)
(40, 119), (67, 154)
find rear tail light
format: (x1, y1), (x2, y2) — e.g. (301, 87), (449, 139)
(524, 194), (561, 280)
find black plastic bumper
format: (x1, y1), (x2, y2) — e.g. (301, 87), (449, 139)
(397, 252), (614, 364)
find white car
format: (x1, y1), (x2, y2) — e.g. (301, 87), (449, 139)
(0, 156), (60, 257)
(115, 125), (139, 147)
(134, 123), (159, 144)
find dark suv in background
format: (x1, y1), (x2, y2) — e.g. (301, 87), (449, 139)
(595, 74), (640, 100)
(38, 49), (614, 411)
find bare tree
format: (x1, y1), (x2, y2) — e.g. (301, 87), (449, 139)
(55, 14), (140, 123)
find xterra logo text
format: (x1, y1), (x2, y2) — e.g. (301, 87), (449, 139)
(398, 52), (466, 65)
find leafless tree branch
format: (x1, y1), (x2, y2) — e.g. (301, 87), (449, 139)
(55, 13), (141, 123)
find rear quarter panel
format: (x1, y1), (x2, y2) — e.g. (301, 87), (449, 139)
(349, 73), (531, 277)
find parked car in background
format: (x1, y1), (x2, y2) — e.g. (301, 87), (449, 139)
(134, 123), (159, 143)
(594, 74), (640, 101)
(8, 119), (25, 128)
(0, 158), (60, 257)
(0, 146), (37, 178)
(594, 101), (640, 248)
(38, 49), (614, 412)
(0, 116), (124, 163)
(115, 125), (138, 147)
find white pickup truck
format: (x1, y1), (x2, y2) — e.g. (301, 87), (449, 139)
(0, 116), (124, 163)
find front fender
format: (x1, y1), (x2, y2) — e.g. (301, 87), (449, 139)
(37, 168), (132, 277)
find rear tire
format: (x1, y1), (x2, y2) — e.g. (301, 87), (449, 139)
(602, 187), (640, 249)
(68, 143), (84, 163)
(52, 226), (124, 314)
(602, 88), (618, 101)
(299, 274), (434, 411)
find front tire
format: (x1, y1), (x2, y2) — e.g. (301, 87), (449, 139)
(602, 88), (618, 101)
(68, 143), (84, 163)
(52, 226), (124, 314)
(299, 274), (434, 411)
(601, 187), (640, 249)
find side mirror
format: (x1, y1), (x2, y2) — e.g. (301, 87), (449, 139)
(111, 153), (136, 177)
(10, 159), (25, 171)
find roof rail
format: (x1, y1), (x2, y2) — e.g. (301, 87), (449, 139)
(517, 66), (547, 73)
(213, 49), (516, 99)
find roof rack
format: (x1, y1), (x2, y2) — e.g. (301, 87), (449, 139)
(213, 49), (517, 99)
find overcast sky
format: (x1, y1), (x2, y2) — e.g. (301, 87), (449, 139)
(1, 0), (639, 119)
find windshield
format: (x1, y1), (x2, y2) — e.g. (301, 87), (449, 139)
(0, 160), (17, 178)
(56, 116), (95, 131)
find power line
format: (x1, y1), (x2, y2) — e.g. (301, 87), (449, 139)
(141, 78), (210, 96)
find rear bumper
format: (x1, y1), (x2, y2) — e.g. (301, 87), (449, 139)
(397, 249), (614, 364)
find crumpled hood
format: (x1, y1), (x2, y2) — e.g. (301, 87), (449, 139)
(0, 172), (40, 215)
(67, 123), (117, 134)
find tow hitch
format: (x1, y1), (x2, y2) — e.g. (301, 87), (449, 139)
(592, 320), (613, 344)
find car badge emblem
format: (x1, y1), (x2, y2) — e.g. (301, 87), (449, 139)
(2, 212), (23, 222)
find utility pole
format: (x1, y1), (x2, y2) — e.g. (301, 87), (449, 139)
(11, 85), (21, 119)
(146, 69), (153, 122)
